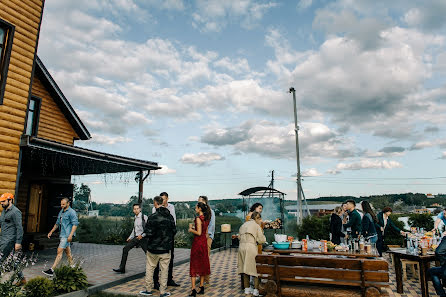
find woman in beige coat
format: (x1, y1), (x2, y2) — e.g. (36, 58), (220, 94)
(238, 211), (266, 296)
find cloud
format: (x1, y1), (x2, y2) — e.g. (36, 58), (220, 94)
(180, 152), (225, 166)
(297, 0), (313, 11)
(302, 168), (322, 177)
(409, 138), (446, 150)
(192, 0), (278, 32)
(201, 120), (360, 160)
(336, 159), (403, 171)
(424, 126), (440, 133)
(403, 1), (446, 31)
(85, 133), (132, 145)
(326, 169), (341, 175)
(155, 165), (177, 175)
(379, 147), (405, 153)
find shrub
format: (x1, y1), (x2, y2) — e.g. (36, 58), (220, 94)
(174, 230), (192, 248)
(77, 217), (133, 244)
(296, 215), (330, 240)
(53, 264), (88, 293)
(0, 251), (35, 297)
(408, 213), (434, 230)
(24, 276), (54, 297)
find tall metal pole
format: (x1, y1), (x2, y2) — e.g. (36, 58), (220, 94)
(289, 87), (303, 224)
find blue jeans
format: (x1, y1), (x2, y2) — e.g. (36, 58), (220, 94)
(429, 266), (446, 296)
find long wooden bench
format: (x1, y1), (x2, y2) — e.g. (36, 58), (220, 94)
(256, 254), (390, 297)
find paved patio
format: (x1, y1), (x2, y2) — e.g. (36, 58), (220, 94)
(105, 248), (438, 297)
(22, 243), (190, 286)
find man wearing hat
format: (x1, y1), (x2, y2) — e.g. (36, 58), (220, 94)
(0, 192), (25, 285)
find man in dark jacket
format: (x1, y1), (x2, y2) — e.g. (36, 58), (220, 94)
(139, 196), (176, 297)
(429, 235), (446, 297)
(342, 200), (362, 239)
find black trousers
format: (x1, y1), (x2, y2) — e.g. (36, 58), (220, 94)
(119, 237), (146, 270)
(153, 241), (175, 284)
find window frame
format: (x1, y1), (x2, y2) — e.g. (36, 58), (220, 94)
(0, 18), (15, 105)
(24, 96), (42, 137)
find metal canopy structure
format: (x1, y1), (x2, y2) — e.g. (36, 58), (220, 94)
(239, 186), (286, 230)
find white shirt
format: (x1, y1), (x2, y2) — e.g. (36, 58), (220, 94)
(128, 212), (148, 240)
(152, 203), (176, 224)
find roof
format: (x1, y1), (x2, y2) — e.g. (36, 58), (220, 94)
(20, 136), (160, 175)
(34, 56), (91, 140)
(238, 186), (285, 196)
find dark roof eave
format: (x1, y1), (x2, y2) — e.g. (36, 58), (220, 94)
(239, 186), (286, 196)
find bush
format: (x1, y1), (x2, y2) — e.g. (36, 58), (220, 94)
(24, 276), (54, 297)
(77, 217), (133, 244)
(296, 215), (330, 240)
(53, 264), (88, 293)
(408, 213), (434, 230)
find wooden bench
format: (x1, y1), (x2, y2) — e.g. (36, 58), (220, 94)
(256, 254), (390, 297)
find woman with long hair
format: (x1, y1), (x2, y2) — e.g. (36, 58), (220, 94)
(330, 206), (345, 245)
(246, 203), (263, 221)
(237, 211), (266, 297)
(188, 202), (211, 296)
(361, 201), (378, 244)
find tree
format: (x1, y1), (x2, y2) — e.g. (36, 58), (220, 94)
(74, 183), (91, 203)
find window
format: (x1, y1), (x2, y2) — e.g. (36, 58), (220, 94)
(0, 19), (14, 105)
(25, 97), (41, 136)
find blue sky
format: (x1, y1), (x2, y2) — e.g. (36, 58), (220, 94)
(37, 0), (446, 203)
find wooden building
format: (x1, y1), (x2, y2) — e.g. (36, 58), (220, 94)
(0, 1), (159, 247)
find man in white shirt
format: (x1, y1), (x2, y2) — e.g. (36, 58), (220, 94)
(152, 192), (179, 288)
(113, 203), (148, 273)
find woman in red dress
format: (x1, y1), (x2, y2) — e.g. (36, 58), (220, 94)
(188, 202), (211, 296)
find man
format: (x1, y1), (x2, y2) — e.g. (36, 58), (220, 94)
(0, 193), (25, 285)
(113, 203), (148, 273)
(43, 198), (79, 276)
(429, 230), (446, 297)
(152, 192), (179, 288)
(433, 208), (446, 234)
(342, 200), (362, 239)
(139, 196), (176, 297)
(198, 195), (215, 284)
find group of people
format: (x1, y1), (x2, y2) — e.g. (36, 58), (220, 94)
(0, 193), (80, 285)
(113, 192), (215, 297)
(329, 199), (406, 256)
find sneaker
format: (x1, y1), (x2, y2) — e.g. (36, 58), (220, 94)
(42, 268), (54, 276)
(139, 291), (153, 296)
(244, 287), (253, 295)
(252, 288), (260, 296)
(160, 293), (171, 297)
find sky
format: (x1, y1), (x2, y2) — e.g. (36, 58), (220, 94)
(36, 0), (446, 203)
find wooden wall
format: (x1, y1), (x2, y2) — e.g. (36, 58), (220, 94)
(32, 76), (79, 145)
(0, 1), (44, 197)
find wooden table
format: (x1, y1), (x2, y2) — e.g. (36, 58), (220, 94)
(387, 248), (436, 297)
(263, 246), (380, 258)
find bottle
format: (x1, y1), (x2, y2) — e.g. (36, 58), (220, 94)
(406, 234), (410, 253)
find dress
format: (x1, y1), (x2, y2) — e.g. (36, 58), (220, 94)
(189, 215), (210, 277)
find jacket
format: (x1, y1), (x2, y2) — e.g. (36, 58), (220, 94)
(376, 211), (400, 237)
(343, 209), (362, 238)
(0, 205), (23, 247)
(435, 237), (446, 267)
(329, 213), (345, 245)
(141, 206), (176, 254)
(361, 213), (377, 238)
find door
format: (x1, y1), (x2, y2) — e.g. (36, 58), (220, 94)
(27, 184), (44, 233)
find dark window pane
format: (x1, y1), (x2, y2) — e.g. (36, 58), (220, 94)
(0, 27), (4, 45)
(25, 111), (34, 135)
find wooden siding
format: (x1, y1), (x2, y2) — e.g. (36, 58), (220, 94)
(0, 1), (44, 196)
(32, 76), (79, 144)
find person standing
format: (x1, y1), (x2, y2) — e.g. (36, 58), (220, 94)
(342, 200), (362, 239)
(238, 211), (266, 297)
(361, 201), (378, 244)
(188, 202), (211, 296)
(329, 206), (345, 245)
(246, 203), (263, 221)
(139, 196), (176, 297)
(198, 195), (215, 285)
(43, 198), (79, 276)
(433, 208), (446, 234)
(376, 207), (405, 256)
(0, 193), (25, 285)
(113, 203), (148, 273)
(152, 192), (179, 288)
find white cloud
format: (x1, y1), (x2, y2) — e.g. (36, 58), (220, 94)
(180, 152), (225, 166)
(302, 168), (322, 177)
(155, 165), (177, 175)
(85, 134), (132, 145)
(297, 0), (313, 11)
(192, 0), (278, 32)
(336, 160), (403, 171)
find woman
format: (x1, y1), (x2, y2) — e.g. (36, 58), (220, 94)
(330, 206), (345, 245)
(238, 212), (266, 297)
(376, 206), (406, 256)
(246, 203), (263, 221)
(188, 202), (211, 296)
(361, 201), (378, 244)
